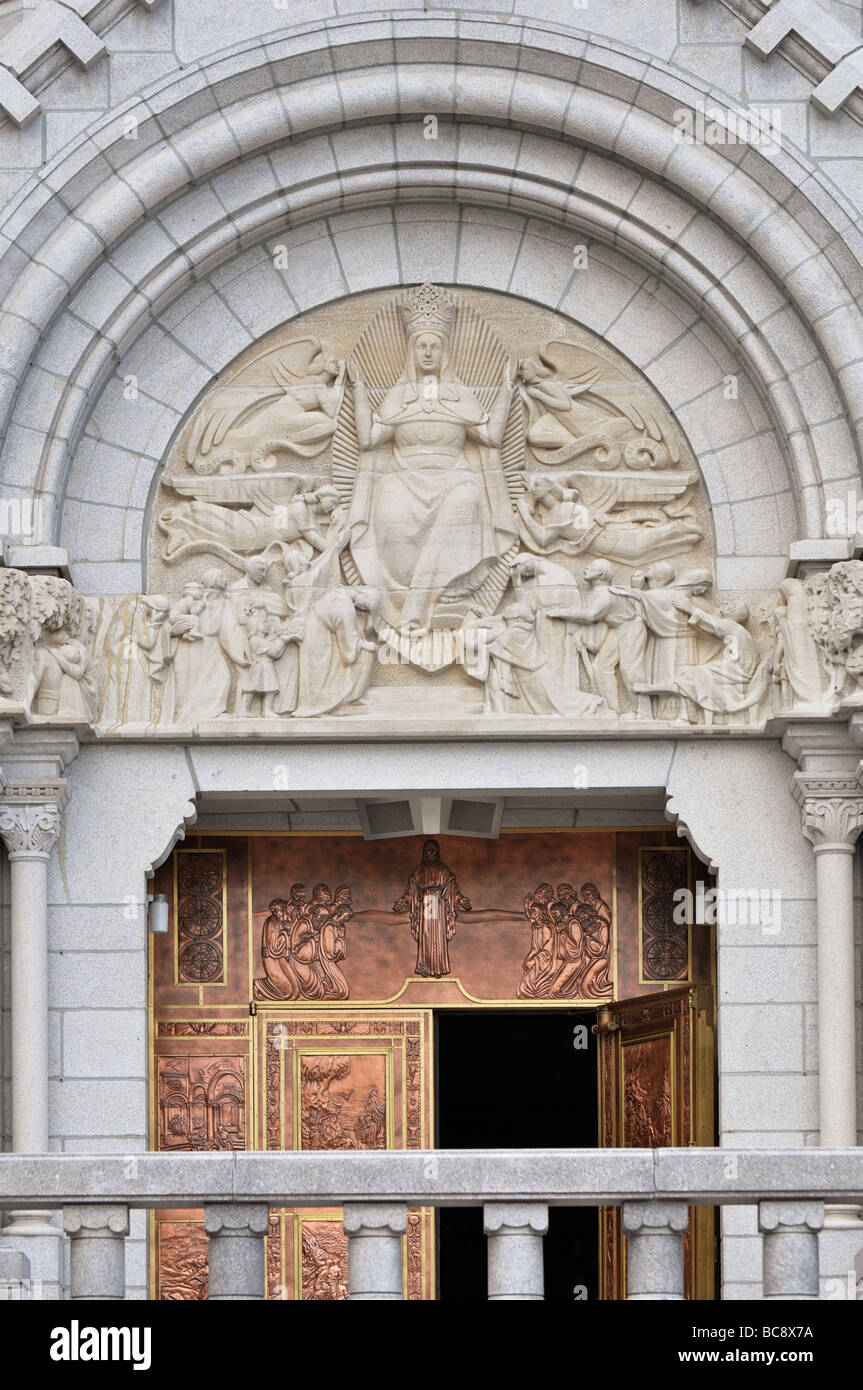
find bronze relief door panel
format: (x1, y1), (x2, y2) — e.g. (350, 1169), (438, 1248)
(597, 986), (716, 1300)
(257, 1009), (434, 1300)
(151, 1022), (252, 1300)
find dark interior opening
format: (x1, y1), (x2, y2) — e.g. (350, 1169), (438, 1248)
(435, 1010), (599, 1302)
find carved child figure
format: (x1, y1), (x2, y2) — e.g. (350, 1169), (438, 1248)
(238, 606), (288, 718)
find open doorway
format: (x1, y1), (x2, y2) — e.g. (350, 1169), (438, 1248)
(435, 1010), (599, 1302)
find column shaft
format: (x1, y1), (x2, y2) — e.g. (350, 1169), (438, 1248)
(813, 846), (857, 1147)
(10, 854), (49, 1153)
(0, 790), (66, 1241)
(623, 1200), (688, 1300)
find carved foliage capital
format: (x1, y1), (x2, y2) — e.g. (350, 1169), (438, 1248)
(0, 798), (63, 858)
(792, 775), (863, 849)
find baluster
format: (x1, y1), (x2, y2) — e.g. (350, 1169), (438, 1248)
(63, 1205), (128, 1300)
(343, 1203), (406, 1300)
(759, 1200), (823, 1300)
(622, 1200), (688, 1300)
(484, 1202), (548, 1300)
(204, 1203), (268, 1301)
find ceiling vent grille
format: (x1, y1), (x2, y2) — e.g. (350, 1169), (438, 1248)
(357, 796), (503, 841)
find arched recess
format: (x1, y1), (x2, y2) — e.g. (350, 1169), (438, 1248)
(1, 15), (862, 592)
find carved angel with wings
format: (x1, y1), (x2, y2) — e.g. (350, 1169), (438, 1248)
(517, 342), (680, 471)
(184, 337), (346, 476)
(158, 477), (345, 572)
(516, 470), (703, 566)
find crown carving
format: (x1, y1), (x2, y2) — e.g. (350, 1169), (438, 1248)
(401, 283), (454, 338)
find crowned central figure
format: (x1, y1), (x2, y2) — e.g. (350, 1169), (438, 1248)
(345, 284), (518, 635)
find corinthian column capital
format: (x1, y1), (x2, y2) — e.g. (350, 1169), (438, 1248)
(791, 774), (863, 852)
(0, 780), (68, 859)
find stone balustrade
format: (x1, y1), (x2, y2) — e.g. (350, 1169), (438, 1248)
(1, 1148), (862, 1301)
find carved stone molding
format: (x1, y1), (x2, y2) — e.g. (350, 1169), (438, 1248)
(758, 1201), (825, 1235)
(203, 1204), (269, 1238)
(621, 1200), (690, 1236)
(2, 779), (69, 804)
(663, 793), (719, 875)
(63, 1205), (130, 1239)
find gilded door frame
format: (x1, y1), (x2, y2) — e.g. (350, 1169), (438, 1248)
(148, 826), (717, 1300)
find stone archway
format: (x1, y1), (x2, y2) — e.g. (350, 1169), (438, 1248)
(0, 19), (860, 577)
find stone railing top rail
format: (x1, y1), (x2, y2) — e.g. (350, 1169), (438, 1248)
(2, 1148), (863, 1208)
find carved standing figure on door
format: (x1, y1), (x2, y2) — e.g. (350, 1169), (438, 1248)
(393, 839), (472, 978)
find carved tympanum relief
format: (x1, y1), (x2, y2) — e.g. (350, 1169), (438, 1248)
(138, 283), (723, 725)
(7, 286), (863, 733)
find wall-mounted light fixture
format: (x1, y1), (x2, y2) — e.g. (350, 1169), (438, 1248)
(148, 893), (169, 934)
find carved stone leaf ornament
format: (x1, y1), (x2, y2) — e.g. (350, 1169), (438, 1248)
(0, 801), (63, 857)
(792, 776), (863, 849)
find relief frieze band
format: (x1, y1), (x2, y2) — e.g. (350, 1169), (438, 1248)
(249, 836), (614, 1007)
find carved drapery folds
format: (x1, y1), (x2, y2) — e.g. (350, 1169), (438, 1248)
(255, 881), (353, 1002)
(517, 880), (612, 1000)
(8, 288), (863, 734)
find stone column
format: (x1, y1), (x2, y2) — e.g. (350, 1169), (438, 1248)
(759, 1200), (823, 1300)
(484, 1202), (548, 1300)
(622, 1200), (689, 1300)
(343, 1203), (406, 1300)
(204, 1204), (268, 1300)
(790, 771), (863, 1227)
(63, 1206), (129, 1300)
(0, 781), (67, 1239)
